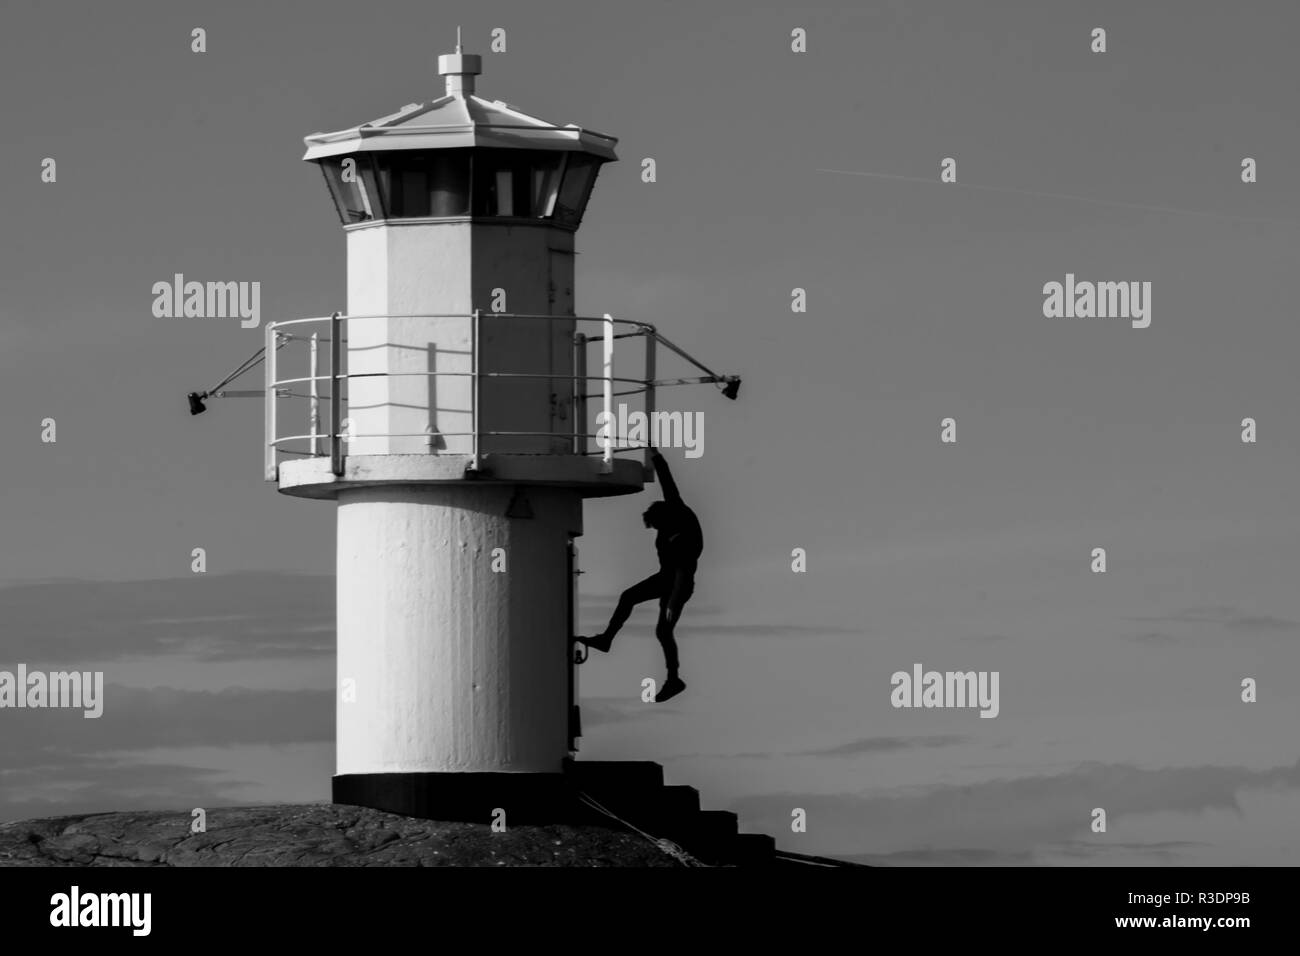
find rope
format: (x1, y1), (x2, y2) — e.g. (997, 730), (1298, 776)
(204, 333), (291, 397)
(206, 348), (266, 395)
(575, 790), (709, 868)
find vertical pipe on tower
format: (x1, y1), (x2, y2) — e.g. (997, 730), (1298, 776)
(265, 323), (277, 481)
(643, 328), (656, 479)
(573, 331), (587, 455)
(602, 313), (614, 473)
(310, 332), (320, 457)
(330, 311), (343, 475)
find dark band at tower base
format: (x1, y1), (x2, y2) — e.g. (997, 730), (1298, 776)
(333, 768), (592, 825)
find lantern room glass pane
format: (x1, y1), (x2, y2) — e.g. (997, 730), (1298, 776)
(494, 169), (514, 216)
(430, 152), (471, 216)
(554, 154), (600, 226)
(532, 154), (564, 217)
(473, 151), (519, 216)
(373, 150), (471, 218)
(471, 150), (567, 218)
(321, 156), (380, 224)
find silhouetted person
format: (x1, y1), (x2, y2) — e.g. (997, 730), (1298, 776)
(578, 447), (702, 701)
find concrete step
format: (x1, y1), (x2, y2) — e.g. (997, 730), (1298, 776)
(728, 832), (777, 866)
(659, 810), (739, 863)
(562, 761), (776, 866)
(697, 809), (739, 834)
(660, 785), (701, 816)
(609, 785), (701, 834)
(564, 760), (665, 795)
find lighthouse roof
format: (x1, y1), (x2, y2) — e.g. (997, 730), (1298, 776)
(302, 53), (618, 163)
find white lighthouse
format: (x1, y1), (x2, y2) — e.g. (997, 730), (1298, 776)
(268, 46), (660, 818)
(226, 46), (741, 825)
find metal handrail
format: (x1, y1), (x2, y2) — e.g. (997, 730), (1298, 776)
(275, 430), (648, 447)
(263, 310), (735, 482)
(270, 311), (656, 333)
(264, 310), (654, 481)
(271, 371), (648, 388)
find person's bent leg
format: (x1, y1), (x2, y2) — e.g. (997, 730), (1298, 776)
(579, 574), (665, 652)
(654, 602), (680, 676)
(653, 597), (688, 702)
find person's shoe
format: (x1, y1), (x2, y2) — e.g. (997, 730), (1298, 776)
(655, 675), (687, 702)
(575, 633), (612, 653)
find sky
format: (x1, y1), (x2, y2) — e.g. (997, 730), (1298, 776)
(2, 0), (1299, 865)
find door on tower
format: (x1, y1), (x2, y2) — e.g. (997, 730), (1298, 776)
(566, 536), (583, 753)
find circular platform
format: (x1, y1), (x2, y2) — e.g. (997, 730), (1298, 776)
(276, 453), (646, 500)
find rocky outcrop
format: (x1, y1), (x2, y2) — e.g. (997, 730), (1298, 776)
(0, 803), (680, 867)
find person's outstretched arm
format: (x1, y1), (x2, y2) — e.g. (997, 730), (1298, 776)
(650, 447), (682, 504)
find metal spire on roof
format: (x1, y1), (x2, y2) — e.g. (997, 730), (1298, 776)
(439, 32), (480, 97)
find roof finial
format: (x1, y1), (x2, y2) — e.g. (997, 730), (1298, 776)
(438, 37), (481, 97)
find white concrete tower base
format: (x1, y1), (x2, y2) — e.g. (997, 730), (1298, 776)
(336, 483), (580, 775)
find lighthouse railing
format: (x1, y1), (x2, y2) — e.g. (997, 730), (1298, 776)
(265, 311), (686, 477)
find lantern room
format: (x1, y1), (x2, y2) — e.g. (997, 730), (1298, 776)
(299, 50), (618, 460)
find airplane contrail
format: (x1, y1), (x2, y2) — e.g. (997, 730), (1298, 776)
(815, 167), (1299, 226)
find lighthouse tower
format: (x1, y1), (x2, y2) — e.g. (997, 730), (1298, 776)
(279, 48), (647, 819)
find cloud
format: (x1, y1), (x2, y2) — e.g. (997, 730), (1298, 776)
(1126, 606), (1300, 634)
(0, 758), (242, 826)
(795, 735), (967, 757)
(729, 758), (1300, 863)
(1124, 630), (1182, 646)
(1048, 839), (1208, 863)
(675, 624), (865, 637)
(0, 685), (332, 764)
(663, 752), (774, 761)
(0, 573), (334, 664)
(578, 595), (860, 638)
(844, 847), (1034, 866)
(0, 683), (333, 821)
(663, 736), (966, 762)
(0, 576), (338, 824)
(575, 619), (864, 639)
(0, 684), (333, 824)
(580, 597), (726, 618)
(579, 696), (676, 727)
